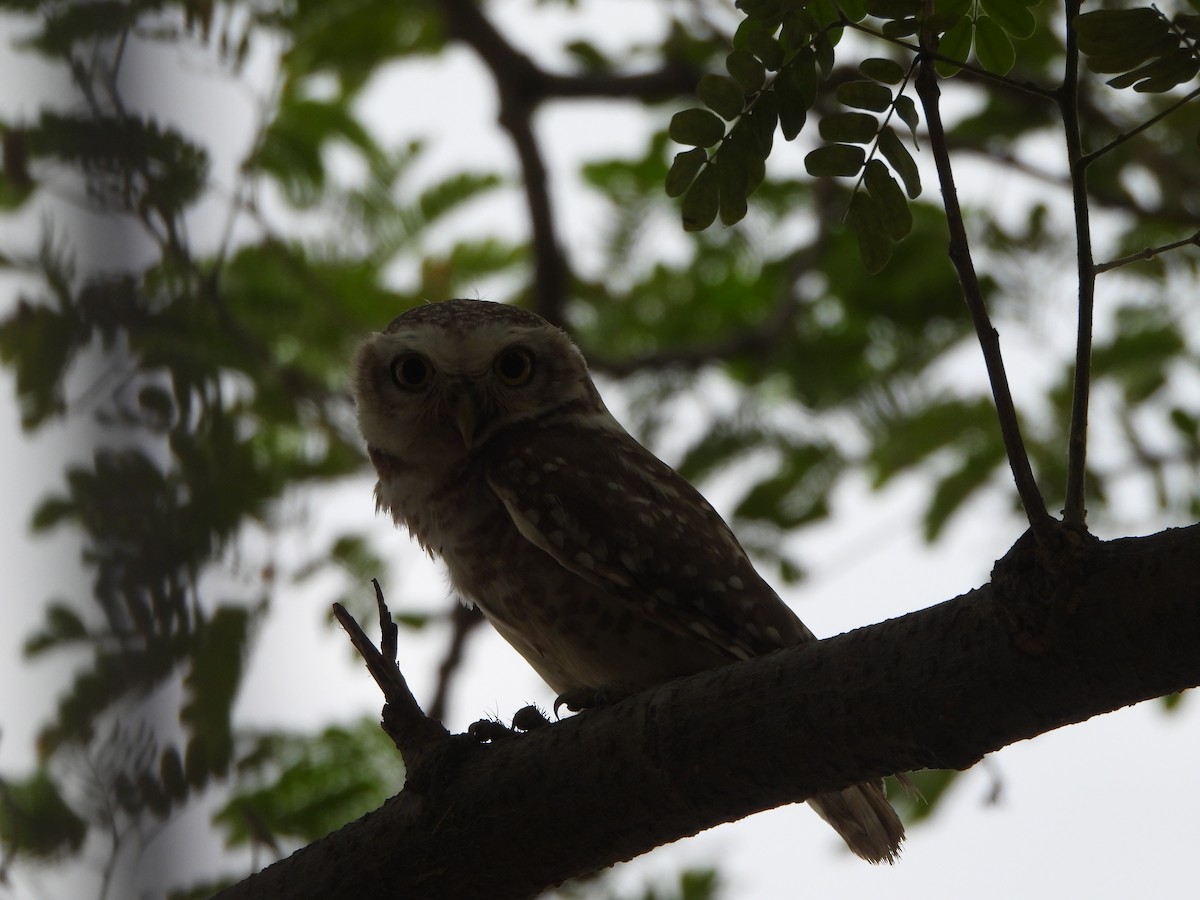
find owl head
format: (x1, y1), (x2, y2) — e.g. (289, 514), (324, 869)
(354, 300), (604, 466)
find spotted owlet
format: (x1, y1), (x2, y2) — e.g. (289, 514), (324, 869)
(353, 299), (904, 863)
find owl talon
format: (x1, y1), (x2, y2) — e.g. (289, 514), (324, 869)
(468, 718), (515, 743)
(511, 704), (551, 732)
(553, 686), (624, 716)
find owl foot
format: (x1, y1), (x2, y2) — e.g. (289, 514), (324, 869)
(467, 704), (553, 743)
(511, 704), (552, 732)
(467, 718), (516, 743)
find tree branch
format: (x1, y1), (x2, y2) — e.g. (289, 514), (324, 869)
(437, 0), (699, 328)
(332, 582), (450, 767)
(1059, 0), (1096, 530)
(915, 36), (1053, 540)
(1095, 228), (1200, 274)
(426, 601), (485, 723)
(219, 524), (1200, 900)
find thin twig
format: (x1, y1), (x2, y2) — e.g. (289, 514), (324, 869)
(1095, 229), (1200, 273)
(1059, 0), (1095, 529)
(427, 602), (484, 723)
(333, 582), (450, 766)
(915, 22), (1053, 539)
(1080, 84), (1200, 167)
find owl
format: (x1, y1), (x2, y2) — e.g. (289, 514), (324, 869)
(353, 299), (903, 863)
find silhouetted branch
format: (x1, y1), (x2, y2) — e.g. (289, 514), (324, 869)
(1095, 229), (1200, 274)
(333, 582), (449, 767)
(1058, 0), (1095, 530)
(437, 0), (699, 327)
(915, 35), (1053, 540)
(426, 601), (485, 723)
(221, 524), (1200, 900)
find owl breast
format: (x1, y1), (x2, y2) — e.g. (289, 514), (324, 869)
(373, 447), (732, 696)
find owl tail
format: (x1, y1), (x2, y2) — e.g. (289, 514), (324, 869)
(808, 781), (905, 864)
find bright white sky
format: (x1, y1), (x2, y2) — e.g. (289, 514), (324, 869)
(1, 2), (1198, 898)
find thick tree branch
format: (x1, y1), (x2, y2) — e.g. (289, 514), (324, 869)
(219, 523), (1200, 900)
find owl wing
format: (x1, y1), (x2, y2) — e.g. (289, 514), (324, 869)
(484, 416), (815, 663)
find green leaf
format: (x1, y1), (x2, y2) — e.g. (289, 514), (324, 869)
(746, 27), (784, 71)
(745, 90), (779, 157)
(717, 156), (750, 226)
(888, 769), (962, 823)
(698, 74), (745, 121)
(182, 606), (251, 776)
(0, 769), (87, 858)
(804, 143), (866, 177)
(215, 721), (402, 847)
(838, 0), (869, 21)
(935, 0), (973, 17)
(865, 0), (921, 19)
(1093, 305), (1186, 403)
(878, 126), (921, 197)
(974, 15), (1015, 75)
(416, 171), (503, 226)
(726, 49), (766, 92)
(980, 0), (1036, 40)
(926, 443), (1005, 539)
(894, 95), (921, 142)
(863, 158), (912, 241)
(936, 15), (974, 77)
(254, 97), (377, 205)
(775, 50), (818, 140)
(669, 108), (726, 147)
(666, 147), (708, 197)
(30, 495), (74, 532)
(815, 31), (837, 78)
(835, 80), (893, 112)
(1074, 8), (1165, 51)
(732, 444), (838, 529)
(859, 56), (906, 84)
(23, 601), (88, 657)
(869, 397), (1000, 486)
(847, 189), (893, 273)
(681, 162), (720, 231)
(820, 112), (879, 144)
(1108, 49), (1200, 93)
(35, 2), (137, 55)
(780, 9), (817, 51)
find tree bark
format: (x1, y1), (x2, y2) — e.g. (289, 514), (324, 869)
(216, 523), (1200, 899)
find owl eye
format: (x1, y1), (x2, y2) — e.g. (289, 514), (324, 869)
(495, 347), (535, 386)
(390, 354), (432, 390)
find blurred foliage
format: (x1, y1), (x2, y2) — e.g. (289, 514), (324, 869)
(214, 719), (403, 848)
(0, 0), (1197, 896)
(550, 867), (722, 900)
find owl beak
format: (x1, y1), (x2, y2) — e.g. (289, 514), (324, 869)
(455, 394), (478, 448)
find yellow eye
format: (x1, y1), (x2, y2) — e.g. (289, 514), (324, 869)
(390, 354), (432, 390)
(495, 347), (535, 386)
